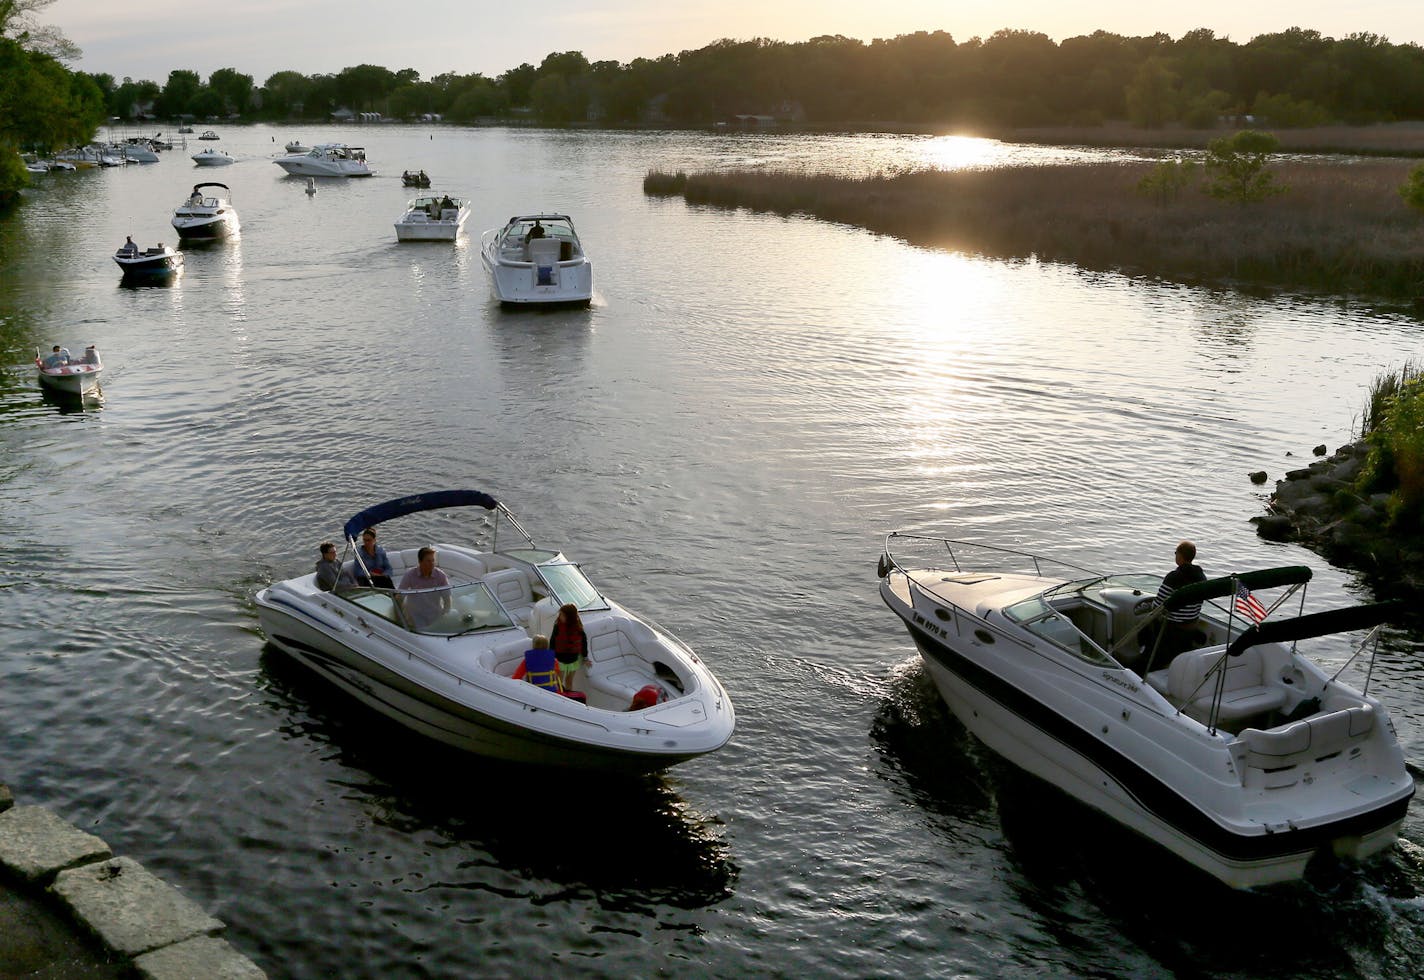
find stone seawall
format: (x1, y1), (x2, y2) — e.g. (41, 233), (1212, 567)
(1252, 440), (1424, 595)
(0, 782), (265, 978)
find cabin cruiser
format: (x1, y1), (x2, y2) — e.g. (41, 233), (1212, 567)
(113, 239), (183, 281)
(272, 143), (372, 178)
(35, 345), (102, 397)
(192, 147), (234, 166)
(254, 490), (735, 772)
(876, 534), (1413, 889)
(171, 182), (240, 240)
(394, 193), (470, 242)
(480, 213), (592, 305)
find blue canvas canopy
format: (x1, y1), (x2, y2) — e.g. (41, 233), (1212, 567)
(343, 490), (499, 541)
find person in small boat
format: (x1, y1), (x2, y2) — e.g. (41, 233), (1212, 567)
(1141, 540), (1207, 663)
(354, 527), (395, 590)
(41, 346), (70, 369)
(398, 546), (451, 629)
(514, 634), (561, 692)
(438, 195), (454, 215)
(527, 221), (545, 239)
(117, 236), (138, 257)
(549, 603), (589, 692)
(187, 188), (203, 205)
(315, 542), (342, 592)
(80, 345), (101, 366)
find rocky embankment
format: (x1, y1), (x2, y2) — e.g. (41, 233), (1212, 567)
(1252, 441), (1424, 594)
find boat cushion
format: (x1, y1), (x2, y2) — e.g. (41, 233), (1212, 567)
(1237, 704), (1375, 770)
(1166, 646), (1289, 723)
(483, 568), (534, 620)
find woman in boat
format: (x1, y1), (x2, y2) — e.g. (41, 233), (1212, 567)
(549, 603), (589, 692)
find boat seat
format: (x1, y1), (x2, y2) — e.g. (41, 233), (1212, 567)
(582, 622), (657, 702)
(1165, 646), (1290, 725)
(1236, 703), (1375, 776)
(483, 568), (534, 622)
(528, 237), (561, 265)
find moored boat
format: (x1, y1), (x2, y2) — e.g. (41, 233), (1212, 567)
(35, 345), (103, 397)
(254, 490), (735, 772)
(171, 182), (240, 240)
(479, 213), (592, 305)
(394, 193), (470, 242)
(876, 533), (1414, 889)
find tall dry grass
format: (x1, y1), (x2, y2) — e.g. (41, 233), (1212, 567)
(649, 160), (1424, 298)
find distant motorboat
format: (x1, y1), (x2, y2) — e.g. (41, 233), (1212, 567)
(113, 239), (183, 281)
(273, 143), (372, 178)
(285, 140), (310, 154)
(172, 182), (240, 240)
(177, 125), (194, 134)
(198, 130), (220, 140)
(192, 147), (234, 167)
(401, 170), (431, 188)
(35, 345), (103, 397)
(395, 193), (470, 242)
(480, 213), (593, 305)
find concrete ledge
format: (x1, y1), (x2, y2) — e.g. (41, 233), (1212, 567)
(0, 805), (112, 883)
(135, 934), (267, 980)
(51, 855), (225, 957)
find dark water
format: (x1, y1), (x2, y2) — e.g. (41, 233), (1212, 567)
(2, 125), (1422, 977)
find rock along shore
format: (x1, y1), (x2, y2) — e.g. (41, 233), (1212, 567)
(1252, 440), (1424, 595)
(0, 781), (265, 978)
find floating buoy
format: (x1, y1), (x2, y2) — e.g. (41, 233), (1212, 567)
(305, 177), (316, 195)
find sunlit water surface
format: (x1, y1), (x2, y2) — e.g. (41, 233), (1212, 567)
(2, 126), (1421, 977)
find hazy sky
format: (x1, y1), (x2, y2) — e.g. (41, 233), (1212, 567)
(46, 1), (1424, 83)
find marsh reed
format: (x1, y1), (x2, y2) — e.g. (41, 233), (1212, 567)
(645, 160), (1424, 299)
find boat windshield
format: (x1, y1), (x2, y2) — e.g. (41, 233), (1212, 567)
(535, 561), (609, 612)
(346, 581), (514, 636)
(510, 217), (574, 240)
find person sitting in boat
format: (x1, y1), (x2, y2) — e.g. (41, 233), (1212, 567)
(438, 195), (454, 214)
(1140, 540), (1207, 663)
(549, 603), (589, 693)
(188, 188), (204, 205)
(80, 345), (101, 366)
(314, 542), (343, 592)
(41, 345), (70, 369)
(354, 527), (395, 590)
(527, 221), (545, 240)
(397, 546), (451, 629)
(513, 635), (561, 692)
(117, 236), (138, 258)
(628, 685), (664, 711)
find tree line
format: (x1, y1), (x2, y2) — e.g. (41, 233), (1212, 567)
(90, 28), (1424, 129)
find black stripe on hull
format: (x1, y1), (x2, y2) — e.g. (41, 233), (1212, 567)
(895, 613), (1412, 865)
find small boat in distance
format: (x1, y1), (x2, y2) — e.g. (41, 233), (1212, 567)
(401, 170), (431, 188)
(192, 147), (234, 167)
(113, 238), (183, 282)
(876, 534), (1414, 889)
(284, 140), (310, 154)
(35, 345), (103, 397)
(480, 213), (593, 306)
(394, 193), (470, 242)
(171, 182), (240, 240)
(253, 490), (735, 772)
(198, 130), (220, 140)
(273, 143), (372, 178)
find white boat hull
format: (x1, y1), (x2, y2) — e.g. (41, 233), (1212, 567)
(192, 152), (233, 167)
(172, 213), (239, 240)
(37, 364), (102, 396)
(481, 256), (593, 304)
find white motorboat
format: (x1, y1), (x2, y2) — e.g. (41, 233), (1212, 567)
(35, 345), (103, 397)
(113, 239), (183, 281)
(192, 147), (234, 167)
(272, 143), (372, 178)
(876, 534), (1414, 889)
(112, 141), (158, 163)
(198, 130), (220, 140)
(284, 140), (310, 154)
(394, 193), (470, 242)
(480, 213), (592, 305)
(254, 490), (735, 772)
(171, 182), (240, 240)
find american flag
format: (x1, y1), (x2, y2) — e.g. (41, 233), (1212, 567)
(1235, 582), (1268, 623)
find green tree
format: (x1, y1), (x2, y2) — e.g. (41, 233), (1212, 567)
(156, 69), (202, 118)
(0, 0), (80, 60)
(1125, 56), (1178, 127)
(1203, 129), (1286, 202)
(208, 67), (254, 115)
(1136, 157), (1200, 204)
(260, 70), (311, 118)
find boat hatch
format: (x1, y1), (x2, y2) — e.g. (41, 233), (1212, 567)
(941, 574), (1000, 585)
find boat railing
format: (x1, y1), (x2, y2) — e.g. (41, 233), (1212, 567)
(881, 532), (1099, 580)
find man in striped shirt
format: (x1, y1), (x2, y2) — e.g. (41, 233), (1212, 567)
(1143, 540), (1207, 663)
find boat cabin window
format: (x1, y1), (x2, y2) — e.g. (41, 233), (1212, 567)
(1004, 596), (1115, 666)
(535, 561), (609, 612)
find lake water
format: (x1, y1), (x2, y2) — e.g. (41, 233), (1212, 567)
(2, 125), (1421, 977)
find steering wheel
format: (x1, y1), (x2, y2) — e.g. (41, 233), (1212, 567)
(1133, 597), (1156, 615)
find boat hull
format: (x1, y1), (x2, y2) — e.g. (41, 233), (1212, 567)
(172, 215), (238, 240)
(273, 158), (372, 178)
(395, 217), (467, 242)
(882, 582), (1413, 888)
(480, 253), (593, 304)
(37, 365), (102, 396)
(254, 590), (728, 773)
(114, 253), (183, 280)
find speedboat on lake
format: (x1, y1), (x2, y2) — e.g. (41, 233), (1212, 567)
(395, 193), (470, 242)
(171, 182), (240, 240)
(35, 345), (102, 397)
(284, 140), (310, 154)
(480, 213), (592, 305)
(273, 143), (372, 178)
(198, 130), (220, 140)
(113, 239), (182, 281)
(401, 170), (431, 188)
(876, 534), (1413, 889)
(254, 490), (735, 772)
(192, 147), (234, 166)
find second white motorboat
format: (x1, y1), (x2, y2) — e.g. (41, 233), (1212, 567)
(876, 533), (1414, 889)
(273, 143), (372, 178)
(171, 182), (240, 240)
(480, 213), (592, 305)
(254, 490), (735, 772)
(192, 147), (234, 166)
(394, 193), (470, 242)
